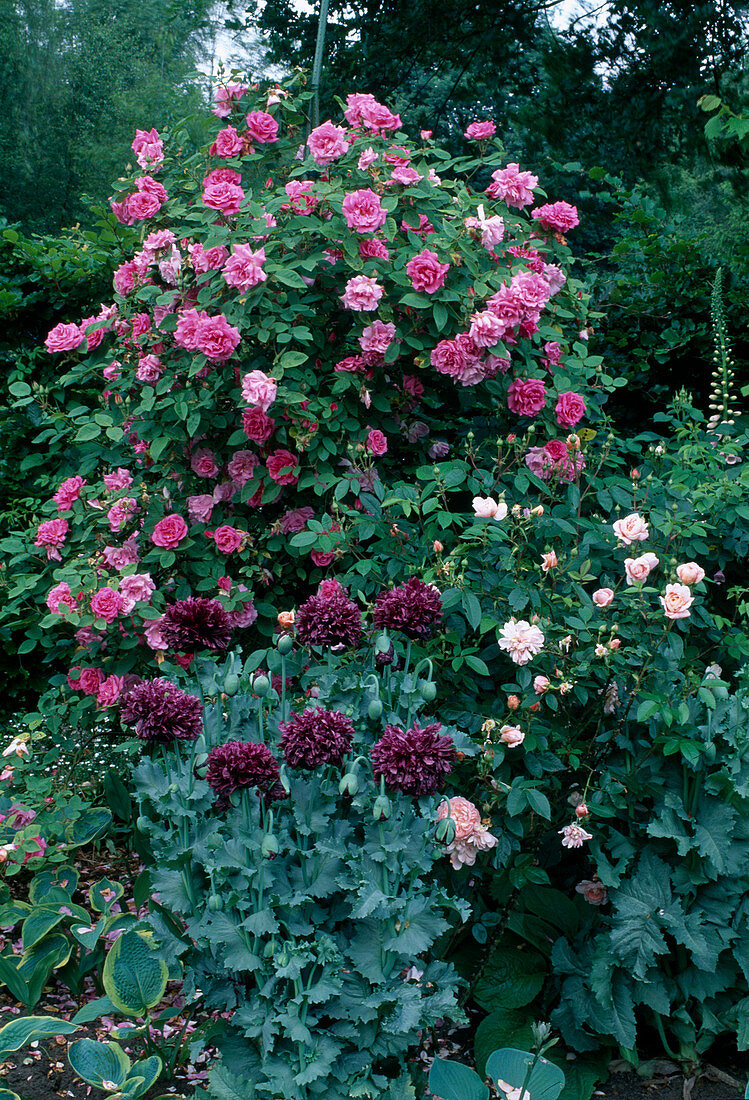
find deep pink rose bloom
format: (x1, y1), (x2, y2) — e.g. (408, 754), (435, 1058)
(191, 448), (220, 478)
(35, 518), (69, 560)
(223, 244), (266, 291)
(212, 82), (248, 117)
(266, 449), (299, 485)
(96, 674), (124, 708)
(103, 468), (133, 492)
(194, 315), (241, 361)
(46, 581), (77, 615)
(191, 243), (230, 273)
(136, 354), (163, 383)
(342, 189), (388, 234)
(227, 450), (259, 487)
(246, 110), (279, 143)
(113, 261), (139, 296)
(174, 308), (204, 351)
(360, 320), (396, 355)
(53, 476), (86, 510)
(334, 355), (367, 373)
(45, 322), (84, 354)
(279, 506), (314, 534)
(132, 127), (164, 170)
(359, 238), (390, 261)
(341, 275), (384, 312)
(283, 180), (318, 215)
(465, 120), (496, 140)
(366, 429), (388, 456)
(212, 525), (244, 554)
(344, 93), (401, 132)
(107, 497), (139, 533)
(469, 310), (504, 348)
(486, 284), (526, 333)
(507, 378), (547, 417)
(405, 249), (449, 293)
(187, 495), (214, 524)
(485, 163), (538, 208)
(78, 668), (104, 695)
(91, 586), (123, 623)
(241, 369), (276, 411)
(531, 201), (579, 233)
(210, 126), (244, 158)
(242, 407), (275, 444)
(307, 120), (349, 164)
(202, 181), (245, 216)
(80, 315), (105, 351)
(555, 391), (587, 428)
(127, 191), (161, 220)
(152, 514), (188, 548)
(430, 335), (484, 386)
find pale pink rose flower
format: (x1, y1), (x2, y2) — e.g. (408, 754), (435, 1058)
(660, 583), (694, 620)
(469, 310), (504, 348)
(341, 275), (384, 311)
(576, 879), (608, 905)
(676, 562), (706, 586)
(499, 724), (525, 747)
(119, 573), (155, 613)
(359, 320), (396, 355)
(498, 619), (545, 665)
(144, 617), (168, 651)
(132, 127), (164, 170)
(485, 163), (538, 208)
(624, 552), (659, 585)
(592, 588), (614, 608)
(533, 675), (550, 693)
(472, 497), (507, 521)
(187, 494), (214, 524)
(437, 797), (497, 869)
(46, 582), (77, 615)
(307, 120), (349, 164)
(541, 550), (558, 572)
(107, 497), (139, 533)
(388, 165), (422, 186)
(102, 537), (139, 570)
(559, 823), (593, 849)
(241, 370), (277, 411)
(358, 147), (378, 170)
(612, 512), (649, 544)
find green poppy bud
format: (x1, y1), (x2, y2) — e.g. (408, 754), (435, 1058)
(435, 816), (456, 844)
(262, 834), (280, 858)
(375, 632), (391, 654)
(207, 894), (224, 912)
(253, 674), (271, 697)
(373, 793), (391, 821)
(339, 771), (359, 797)
(367, 698), (383, 721)
(136, 816), (150, 833)
(223, 673), (239, 697)
(420, 681), (437, 702)
(277, 634), (293, 655)
(263, 939), (275, 958)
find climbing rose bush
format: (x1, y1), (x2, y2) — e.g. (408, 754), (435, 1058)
(12, 72), (603, 723)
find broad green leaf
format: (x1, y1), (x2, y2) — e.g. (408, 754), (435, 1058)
(68, 1038), (130, 1088)
(429, 1058), (489, 1100)
(103, 930), (169, 1016)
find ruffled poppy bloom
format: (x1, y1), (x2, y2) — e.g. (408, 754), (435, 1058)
(161, 598), (232, 652)
(121, 679), (202, 743)
(372, 578), (442, 639)
(205, 741), (285, 805)
(295, 580), (362, 649)
(371, 721), (455, 796)
(279, 708), (354, 769)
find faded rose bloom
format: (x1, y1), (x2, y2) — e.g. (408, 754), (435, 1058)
(212, 82), (248, 117)
(559, 823), (592, 849)
(279, 507), (315, 534)
(107, 497), (139, 533)
(624, 552), (659, 585)
(191, 449), (220, 479)
(660, 583), (694, 620)
(144, 617), (168, 651)
(119, 573), (155, 612)
(472, 497), (508, 521)
(227, 450), (259, 487)
(498, 619), (544, 665)
(360, 320), (396, 355)
(187, 495), (214, 524)
(437, 796), (498, 869)
(676, 562), (706, 586)
(612, 512), (649, 545)
(541, 550), (558, 572)
(533, 675), (550, 693)
(576, 878), (608, 905)
(241, 370), (277, 411)
(499, 724), (525, 747)
(592, 588), (614, 608)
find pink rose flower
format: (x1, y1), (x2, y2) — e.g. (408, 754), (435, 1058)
(46, 581), (77, 615)
(53, 476), (86, 511)
(202, 180), (245, 216)
(190, 243), (230, 273)
(191, 448), (220, 479)
(555, 391), (587, 428)
(283, 180), (317, 215)
(194, 314), (241, 361)
(612, 512), (649, 545)
(507, 378), (547, 417)
(341, 189), (388, 233)
(212, 82), (248, 117)
(485, 163), (538, 208)
(227, 450), (259, 487)
(132, 127), (164, 170)
(102, 536), (139, 570)
(344, 93), (401, 133)
(359, 320), (396, 355)
(358, 146), (378, 170)
(135, 354), (164, 384)
(210, 126), (244, 159)
(405, 249), (449, 294)
(91, 586), (123, 623)
(498, 618), (544, 665)
(245, 110), (279, 143)
(151, 514), (188, 549)
(464, 120), (496, 140)
(559, 823), (592, 849)
(187, 494), (214, 524)
(119, 573), (155, 613)
(430, 334), (484, 387)
(676, 562), (706, 586)
(307, 120), (349, 165)
(388, 166), (422, 186)
(532, 201), (579, 233)
(500, 724), (525, 747)
(97, 675), (124, 708)
(211, 525), (244, 554)
(279, 506), (314, 534)
(241, 370), (277, 411)
(35, 518), (69, 560)
(144, 617), (168, 650)
(174, 308), (204, 351)
(78, 668), (104, 695)
(592, 588), (614, 608)
(223, 244), (266, 292)
(624, 552), (659, 585)
(341, 275), (384, 312)
(45, 322), (84, 354)
(541, 550), (558, 572)
(359, 238), (390, 262)
(103, 468), (133, 492)
(472, 497), (507, 521)
(366, 429), (388, 456)
(107, 497), (139, 533)
(660, 583), (694, 620)
(266, 449), (299, 486)
(576, 878), (608, 905)
(469, 310), (504, 348)
(533, 675), (550, 693)
(242, 407), (275, 444)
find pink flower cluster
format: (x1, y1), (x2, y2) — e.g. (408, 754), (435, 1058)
(174, 309), (241, 361)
